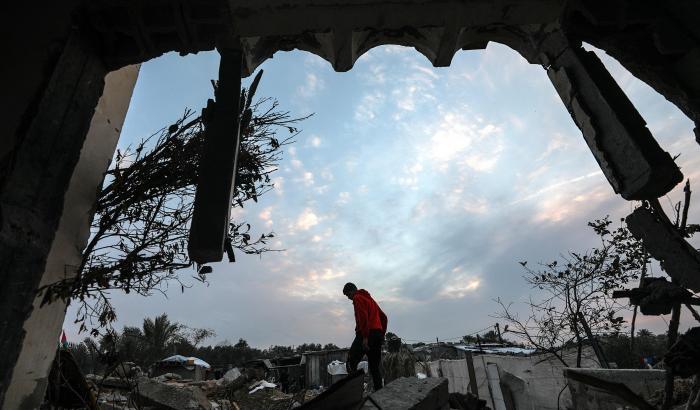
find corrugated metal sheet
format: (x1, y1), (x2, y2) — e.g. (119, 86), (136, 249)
(303, 349), (349, 389)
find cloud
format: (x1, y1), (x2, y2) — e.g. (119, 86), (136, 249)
(395, 161), (423, 188)
(288, 268), (347, 299)
(337, 191), (351, 205)
(302, 171), (315, 186)
(512, 171), (604, 204)
(272, 176), (285, 196)
(295, 208), (320, 231)
(309, 135), (322, 147)
(426, 112), (504, 172)
(320, 168), (334, 181)
(532, 186), (610, 223)
(258, 207), (274, 227)
(297, 73), (325, 98)
(537, 133), (574, 161)
(440, 278), (481, 299)
(354, 92), (385, 121)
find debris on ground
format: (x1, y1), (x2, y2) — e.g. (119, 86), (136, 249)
(649, 377), (696, 407)
(248, 380), (277, 394)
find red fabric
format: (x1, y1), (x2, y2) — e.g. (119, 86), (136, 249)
(352, 289), (388, 338)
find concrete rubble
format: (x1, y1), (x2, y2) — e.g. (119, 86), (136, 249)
(135, 376), (213, 410)
(361, 377), (449, 410)
(84, 366), (320, 410)
(566, 368), (665, 410)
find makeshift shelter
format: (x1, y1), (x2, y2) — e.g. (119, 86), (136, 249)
(151, 355), (211, 381)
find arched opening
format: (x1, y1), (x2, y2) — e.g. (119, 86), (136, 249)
(61, 42), (698, 349)
(4, 1), (700, 407)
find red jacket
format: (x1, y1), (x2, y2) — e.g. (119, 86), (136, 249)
(352, 289), (388, 338)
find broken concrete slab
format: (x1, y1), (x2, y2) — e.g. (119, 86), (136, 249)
(626, 206), (700, 292)
(544, 41), (682, 200)
(223, 368), (242, 383)
(565, 368), (664, 410)
(135, 377), (212, 410)
(362, 377), (449, 410)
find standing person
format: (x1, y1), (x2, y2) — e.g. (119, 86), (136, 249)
(343, 282), (388, 391)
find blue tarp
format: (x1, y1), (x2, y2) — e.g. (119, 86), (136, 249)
(160, 354), (211, 368)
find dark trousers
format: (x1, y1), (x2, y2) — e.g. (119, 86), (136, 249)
(347, 330), (383, 390)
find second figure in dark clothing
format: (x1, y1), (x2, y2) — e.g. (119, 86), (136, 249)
(343, 282), (387, 391)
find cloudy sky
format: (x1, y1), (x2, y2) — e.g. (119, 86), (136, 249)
(64, 42), (699, 348)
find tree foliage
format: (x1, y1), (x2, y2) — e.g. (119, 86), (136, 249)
(67, 315), (342, 375)
(40, 73), (310, 335)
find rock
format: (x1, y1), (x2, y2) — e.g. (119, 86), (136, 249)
(223, 368), (242, 383)
(102, 376), (131, 389)
(136, 377), (212, 410)
(114, 362), (137, 378)
(211, 399), (233, 410)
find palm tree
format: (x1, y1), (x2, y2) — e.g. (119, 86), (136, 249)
(142, 314), (182, 360)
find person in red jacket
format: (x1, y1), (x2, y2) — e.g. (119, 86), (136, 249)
(343, 282), (387, 391)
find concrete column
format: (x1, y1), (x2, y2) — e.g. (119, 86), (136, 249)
(0, 28), (140, 406)
(2, 64), (139, 410)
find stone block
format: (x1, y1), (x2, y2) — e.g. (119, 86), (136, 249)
(135, 377), (211, 410)
(362, 377), (449, 410)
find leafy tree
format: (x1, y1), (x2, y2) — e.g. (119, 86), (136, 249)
(479, 330), (499, 343)
(295, 343), (322, 354)
(142, 314), (182, 359)
(598, 329), (667, 369)
(462, 335), (477, 344)
(39, 72), (310, 335)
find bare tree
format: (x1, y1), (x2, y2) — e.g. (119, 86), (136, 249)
(40, 71), (311, 335)
(495, 217), (645, 366)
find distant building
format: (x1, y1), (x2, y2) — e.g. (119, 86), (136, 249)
(412, 343), (535, 362)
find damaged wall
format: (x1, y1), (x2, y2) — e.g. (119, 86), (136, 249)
(423, 348), (600, 410)
(2, 0), (700, 404)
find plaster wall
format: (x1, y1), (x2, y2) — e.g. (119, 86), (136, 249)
(423, 348), (600, 410)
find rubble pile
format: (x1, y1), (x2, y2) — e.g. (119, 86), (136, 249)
(84, 366), (321, 410)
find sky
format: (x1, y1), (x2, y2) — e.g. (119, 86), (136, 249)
(64, 42), (700, 348)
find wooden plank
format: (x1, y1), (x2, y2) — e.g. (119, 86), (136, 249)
(465, 351), (479, 397)
(485, 363), (507, 410)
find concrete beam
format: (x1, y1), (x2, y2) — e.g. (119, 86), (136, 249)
(188, 48), (242, 264)
(626, 206), (700, 292)
(1, 64), (139, 410)
(85, 0), (564, 74)
(540, 31), (682, 199)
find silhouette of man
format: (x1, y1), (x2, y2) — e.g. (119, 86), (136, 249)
(343, 282), (387, 391)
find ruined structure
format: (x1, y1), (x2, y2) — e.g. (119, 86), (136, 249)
(2, 1), (700, 407)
